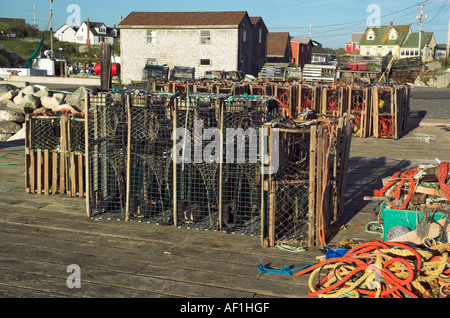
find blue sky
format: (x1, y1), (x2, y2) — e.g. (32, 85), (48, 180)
(2, 0), (449, 48)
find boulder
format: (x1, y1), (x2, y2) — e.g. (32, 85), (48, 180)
(0, 133), (14, 142)
(7, 125), (25, 141)
(65, 86), (87, 111)
(0, 83), (20, 96)
(18, 94), (40, 111)
(0, 106), (25, 123)
(33, 89), (49, 98)
(0, 89), (19, 102)
(53, 92), (66, 101)
(41, 96), (62, 109)
(0, 120), (22, 134)
(19, 85), (39, 96)
(6, 100), (33, 114)
(13, 92), (24, 104)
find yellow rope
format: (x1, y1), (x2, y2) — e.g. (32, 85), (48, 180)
(303, 243), (450, 298)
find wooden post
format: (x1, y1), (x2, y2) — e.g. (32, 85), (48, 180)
(125, 94), (131, 221)
(85, 91), (90, 216)
(172, 98), (178, 227)
(25, 115), (31, 193)
(308, 125), (317, 247)
(100, 42), (112, 90)
(218, 99), (224, 231)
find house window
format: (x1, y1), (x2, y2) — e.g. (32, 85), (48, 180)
(200, 30), (211, 44)
(99, 27), (106, 33)
(259, 28), (262, 44)
(200, 59), (211, 66)
(367, 32), (374, 40)
(77, 36), (84, 41)
(365, 48), (371, 55)
(243, 30), (247, 42)
(388, 47), (393, 55)
(147, 58), (157, 65)
(389, 32), (397, 40)
(147, 29), (156, 43)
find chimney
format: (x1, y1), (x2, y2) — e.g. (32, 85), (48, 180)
(86, 18), (91, 44)
(390, 21), (393, 26)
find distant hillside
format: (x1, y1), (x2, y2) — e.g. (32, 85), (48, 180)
(0, 20), (119, 66)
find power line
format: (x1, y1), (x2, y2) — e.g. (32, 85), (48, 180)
(266, 0), (432, 31)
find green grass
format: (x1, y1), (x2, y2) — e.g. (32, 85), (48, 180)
(0, 35), (120, 64)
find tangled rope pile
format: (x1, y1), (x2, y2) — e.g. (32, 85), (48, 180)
(260, 240), (450, 298)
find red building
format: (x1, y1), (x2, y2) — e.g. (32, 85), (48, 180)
(345, 33), (364, 52)
(290, 38), (313, 68)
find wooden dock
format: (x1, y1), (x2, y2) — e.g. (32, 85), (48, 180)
(0, 118), (449, 302)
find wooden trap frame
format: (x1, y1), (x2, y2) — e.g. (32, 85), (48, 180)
(25, 113), (86, 197)
(371, 85), (410, 140)
(261, 115), (352, 247)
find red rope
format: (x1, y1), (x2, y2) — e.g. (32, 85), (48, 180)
(438, 162), (450, 200)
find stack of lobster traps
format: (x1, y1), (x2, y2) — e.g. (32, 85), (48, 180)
(24, 86), (357, 249)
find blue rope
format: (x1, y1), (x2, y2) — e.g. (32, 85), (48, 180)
(257, 263), (313, 276)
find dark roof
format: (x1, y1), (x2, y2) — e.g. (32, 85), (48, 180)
(249, 17), (262, 25)
(312, 43), (332, 55)
(119, 11), (248, 28)
(267, 32), (291, 56)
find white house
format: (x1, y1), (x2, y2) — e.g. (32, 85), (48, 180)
(74, 20), (119, 45)
(118, 11), (268, 83)
(54, 24), (79, 42)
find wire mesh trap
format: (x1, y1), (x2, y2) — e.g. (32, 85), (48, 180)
(127, 92), (175, 225)
(264, 127), (312, 247)
(221, 95), (280, 235)
(173, 93), (223, 230)
(87, 92), (128, 220)
(262, 115), (353, 248)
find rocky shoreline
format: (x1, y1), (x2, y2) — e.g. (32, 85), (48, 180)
(0, 83), (86, 142)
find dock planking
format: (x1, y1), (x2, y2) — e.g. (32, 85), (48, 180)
(0, 118), (449, 300)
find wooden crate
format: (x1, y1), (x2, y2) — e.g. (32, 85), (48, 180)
(25, 114), (86, 197)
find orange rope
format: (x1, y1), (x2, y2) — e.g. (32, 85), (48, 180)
(293, 240), (427, 298)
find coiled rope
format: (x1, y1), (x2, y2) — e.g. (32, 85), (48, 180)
(261, 240), (450, 298)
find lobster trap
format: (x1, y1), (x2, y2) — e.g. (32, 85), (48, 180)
(127, 92), (176, 225)
(261, 115), (352, 247)
(173, 93), (224, 230)
(86, 92), (128, 220)
(25, 112), (86, 197)
(221, 95), (280, 235)
(348, 86), (372, 138)
(371, 85), (410, 139)
(320, 85), (349, 117)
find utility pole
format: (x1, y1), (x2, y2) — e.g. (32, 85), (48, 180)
(33, 0), (36, 28)
(49, 0), (53, 56)
(309, 24), (312, 38)
(416, 2), (428, 60)
(446, 15), (450, 69)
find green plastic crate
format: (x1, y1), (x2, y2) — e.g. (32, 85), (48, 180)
(380, 203), (446, 240)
